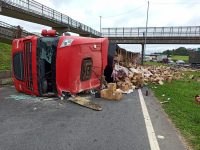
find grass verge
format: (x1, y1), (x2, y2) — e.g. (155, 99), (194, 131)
(144, 61), (167, 66)
(0, 42), (11, 71)
(150, 71), (200, 150)
(171, 55), (189, 63)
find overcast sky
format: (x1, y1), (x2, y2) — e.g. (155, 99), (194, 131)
(1, 0), (200, 53)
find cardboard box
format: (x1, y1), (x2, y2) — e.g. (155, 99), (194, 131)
(100, 89), (109, 98)
(100, 87), (123, 101)
(115, 90), (123, 100)
(107, 83), (116, 93)
(122, 83), (129, 92)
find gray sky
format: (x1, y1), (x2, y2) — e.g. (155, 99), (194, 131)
(1, 0), (200, 53)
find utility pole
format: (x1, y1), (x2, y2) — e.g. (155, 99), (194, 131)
(142, 1), (149, 65)
(99, 16), (102, 35)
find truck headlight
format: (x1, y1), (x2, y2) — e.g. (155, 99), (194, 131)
(60, 39), (74, 48)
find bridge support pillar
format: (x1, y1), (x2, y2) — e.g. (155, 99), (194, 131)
(141, 43), (144, 65)
(52, 27), (70, 35)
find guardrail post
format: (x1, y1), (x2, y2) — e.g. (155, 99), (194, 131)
(27, 0), (29, 10)
(186, 27), (188, 36)
(171, 27), (174, 36)
(130, 28), (132, 36)
(180, 27), (182, 36)
(198, 27), (200, 36)
(42, 5), (43, 15)
(178, 27), (180, 36)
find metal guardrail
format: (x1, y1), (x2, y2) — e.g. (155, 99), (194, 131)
(102, 26), (200, 37)
(1, 0), (101, 36)
(0, 21), (15, 38)
(0, 20), (33, 39)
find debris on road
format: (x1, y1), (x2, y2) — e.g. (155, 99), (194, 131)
(195, 95), (200, 104)
(189, 75), (194, 79)
(158, 80), (164, 85)
(98, 64), (188, 101)
(100, 83), (123, 100)
(145, 90), (149, 96)
(189, 76), (200, 82)
(157, 135), (165, 140)
(69, 96), (103, 111)
(160, 101), (169, 104)
(111, 64), (185, 89)
(5, 94), (40, 101)
(40, 97), (57, 101)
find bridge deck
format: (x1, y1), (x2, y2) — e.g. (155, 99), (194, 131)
(0, 0), (101, 37)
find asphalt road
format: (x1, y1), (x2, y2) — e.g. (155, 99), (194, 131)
(0, 86), (186, 150)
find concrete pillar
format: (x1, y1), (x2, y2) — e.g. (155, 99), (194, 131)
(52, 27), (70, 35)
(141, 43), (144, 65)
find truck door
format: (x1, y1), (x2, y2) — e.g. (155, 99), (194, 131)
(37, 37), (59, 96)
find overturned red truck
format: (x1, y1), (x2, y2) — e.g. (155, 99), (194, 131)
(12, 29), (136, 97)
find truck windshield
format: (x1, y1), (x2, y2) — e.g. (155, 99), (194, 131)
(40, 37), (55, 63)
(37, 37), (59, 95)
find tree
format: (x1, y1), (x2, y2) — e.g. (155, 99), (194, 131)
(163, 50), (172, 56)
(162, 47), (190, 56)
(173, 47), (188, 56)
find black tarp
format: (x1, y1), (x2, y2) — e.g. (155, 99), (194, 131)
(104, 42), (118, 83)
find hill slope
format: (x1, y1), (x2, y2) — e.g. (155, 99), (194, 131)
(0, 42), (11, 71)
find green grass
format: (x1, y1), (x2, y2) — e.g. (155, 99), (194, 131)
(150, 71), (200, 150)
(144, 61), (167, 66)
(0, 42), (11, 71)
(171, 55), (189, 63)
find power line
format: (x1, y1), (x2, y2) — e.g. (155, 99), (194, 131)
(102, 3), (146, 19)
(151, 1), (200, 5)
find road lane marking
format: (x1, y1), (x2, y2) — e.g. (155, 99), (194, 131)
(138, 89), (160, 150)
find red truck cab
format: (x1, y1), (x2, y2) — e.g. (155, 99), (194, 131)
(12, 30), (108, 97)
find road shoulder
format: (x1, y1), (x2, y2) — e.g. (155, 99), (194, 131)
(141, 87), (188, 150)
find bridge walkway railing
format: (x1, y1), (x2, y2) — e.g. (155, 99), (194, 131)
(0, 20), (34, 40)
(102, 26), (200, 37)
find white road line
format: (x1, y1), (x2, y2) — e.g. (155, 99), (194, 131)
(138, 89), (160, 150)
